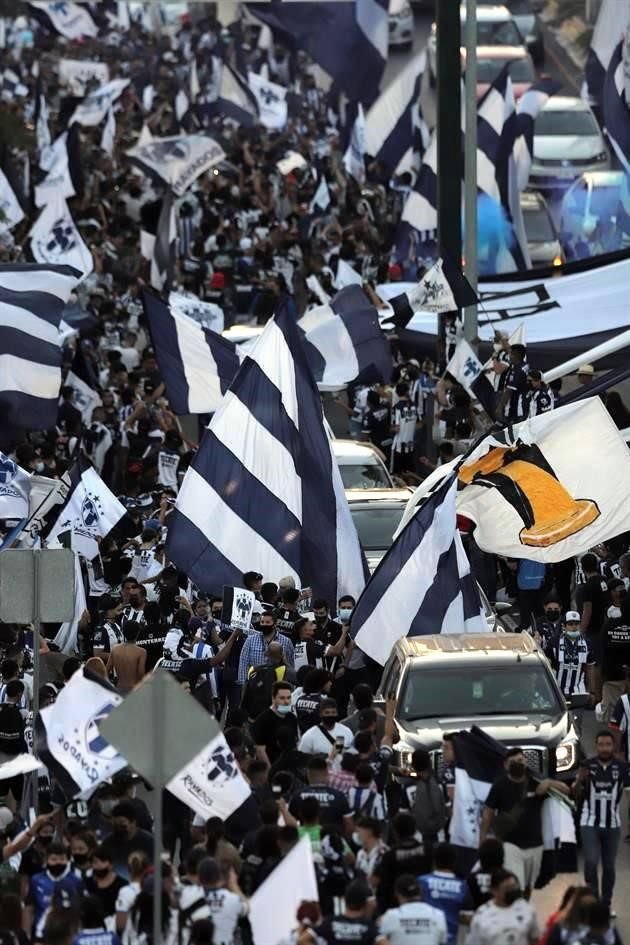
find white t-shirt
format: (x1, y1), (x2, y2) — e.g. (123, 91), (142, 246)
(380, 901), (447, 945)
(298, 722), (354, 755)
(466, 899), (540, 945)
(115, 881), (139, 914)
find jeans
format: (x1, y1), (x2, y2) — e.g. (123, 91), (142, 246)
(581, 825), (620, 904)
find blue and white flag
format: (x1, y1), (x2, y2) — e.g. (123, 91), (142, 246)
(166, 728), (252, 822)
(29, 1), (98, 39)
(0, 452), (30, 520)
(603, 40), (630, 173)
(384, 258), (478, 329)
(584, 0), (630, 107)
(298, 284), (392, 389)
(446, 339), (496, 416)
(45, 455), (128, 559)
(364, 50), (428, 177)
(150, 193), (177, 292)
(69, 78), (129, 127)
(34, 668), (126, 799)
(210, 62), (259, 126)
(0, 263), (79, 439)
(142, 291), (241, 415)
(167, 302), (365, 604)
(350, 476), (486, 664)
(0, 69), (28, 100)
(343, 103), (366, 183)
(126, 134), (225, 197)
(35, 134), (76, 207)
(250, 0), (389, 107)
(30, 190), (93, 278)
(248, 72), (288, 130)
(0, 170), (24, 230)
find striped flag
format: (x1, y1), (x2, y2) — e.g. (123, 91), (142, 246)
(364, 51), (428, 177)
(150, 192), (177, 292)
(142, 291), (240, 415)
(350, 476), (486, 665)
(0, 263), (79, 442)
(208, 62), (260, 126)
(166, 301), (366, 604)
(603, 40), (630, 173)
(385, 258), (478, 329)
(584, 0), (630, 107)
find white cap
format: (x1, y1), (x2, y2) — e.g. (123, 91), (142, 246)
(565, 611), (581, 623)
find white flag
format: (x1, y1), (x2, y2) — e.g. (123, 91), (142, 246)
(0, 452), (30, 520)
(249, 838), (319, 945)
(0, 169), (24, 229)
(70, 78), (129, 127)
(64, 369), (102, 422)
(175, 88), (189, 122)
(117, 1), (130, 30)
(100, 107), (116, 157)
(36, 669), (126, 798)
(31, 191), (92, 277)
(36, 95), (52, 164)
(335, 258), (363, 289)
(190, 58), (200, 101)
(127, 134), (226, 197)
(343, 102), (366, 183)
(310, 177), (331, 213)
(46, 457), (127, 559)
(58, 59), (109, 96)
(30, 2), (98, 39)
(169, 291), (224, 333)
(39, 130), (68, 174)
(248, 72), (288, 130)
(35, 145), (76, 208)
(166, 729), (251, 822)
(53, 551), (86, 655)
(222, 586), (256, 632)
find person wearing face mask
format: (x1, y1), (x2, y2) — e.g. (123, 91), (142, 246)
(70, 831), (95, 879)
(465, 869), (539, 945)
(535, 597), (563, 647)
(101, 802), (153, 882)
(312, 599), (342, 650)
(544, 611), (595, 734)
(84, 846), (128, 925)
(237, 613), (295, 687)
(25, 842), (83, 940)
(480, 749), (569, 898)
(252, 681), (298, 766)
(298, 698), (353, 756)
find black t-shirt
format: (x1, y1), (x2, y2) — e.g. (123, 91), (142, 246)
(251, 708), (298, 764)
(361, 405), (390, 449)
(374, 840), (432, 909)
(0, 704), (26, 755)
(294, 692), (324, 733)
(274, 607), (299, 638)
(316, 916), (380, 945)
(135, 631), (167, 671)
(484, 775), (543, 848)
(601, 619), (630, 681)
(289, 784), (351, 828)
(467, 869), (493, 910)
(577, 575), (609, 635)
(84, 874), (127, 918)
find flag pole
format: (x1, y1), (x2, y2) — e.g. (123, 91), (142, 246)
(464, 0), (478, 345)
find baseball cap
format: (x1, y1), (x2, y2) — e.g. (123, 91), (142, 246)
(577, 363), (594, 376)
(565, 611), (581, 623)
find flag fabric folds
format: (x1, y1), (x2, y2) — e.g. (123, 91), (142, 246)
(446, 340), (497, 416)
(0, 263), (79, 439)
(386, 258), (478, 329)
(603, 41), (630, 173)
(29, 2), (98, 39)
(584, 0), (630, 108)
(249, 1), (389, 107)
(126, 134), (226, 197)
(0, 452), (31, 520)
(166, 729), (252, 822)
(210, 63), (260, 126)
(0, 169), (24, 230)
(247, 72), (288, 130)
(30, 191), (93, 277)
(34, 668), (126, 799)
(398, 398), (630, 564)
(149, 193), (177, 292)
(350, 477), (486, 665)
(364, 51), (428, 177)
(450, 727), (506, 849)
(249, 837), (319, 945)
(142, 291), (241, 415)
(69, 78), (129, 127)
(45, 455), (128, 559)
(167, 302), (365, 604)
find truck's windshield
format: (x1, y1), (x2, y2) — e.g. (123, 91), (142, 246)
(400, 664), (562, 721)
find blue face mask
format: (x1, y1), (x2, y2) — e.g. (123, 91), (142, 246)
(338, 608), (352, 622)
(566, 629), (580, 638)
(276, 704), (292, 714)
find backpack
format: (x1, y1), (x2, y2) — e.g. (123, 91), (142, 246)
(412, 776), (447, 838)
(241, 664), (284, 719)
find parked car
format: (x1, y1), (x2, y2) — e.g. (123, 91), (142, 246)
(559, 170), (630, 260)
(377, 632), (582, 779)
(345, 488), (411, 571)
(475, 45), (536, 100)
(429, 4), (524, 76)
(389, 0), (414, 49)
(332, 442), (394, 492)
(520, 189), (563, 267)
(530, 96), (609, 191)
(495, 0), (544, 63)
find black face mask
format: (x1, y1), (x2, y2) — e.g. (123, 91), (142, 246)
(39, 835), (54, 847)
(508, 761), (527, 779)
(321, 716), (337, 730)
(92, 866), (110, 880)
(503, 887), (523, 906)
(72, 855), (89, 869)
(47, 863), (67, 878)
(112, 824), (128, 838)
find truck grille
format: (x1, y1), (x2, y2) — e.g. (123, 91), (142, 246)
(430, 746), (548, 777)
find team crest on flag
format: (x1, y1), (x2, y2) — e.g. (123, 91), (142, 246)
(0, 453), (30, 520)
(166, 729), (251, 821)
(126, 134), (226, 197)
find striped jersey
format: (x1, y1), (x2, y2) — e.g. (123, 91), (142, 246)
(545, 632), (593, 695)
(579, 756), (630, 829)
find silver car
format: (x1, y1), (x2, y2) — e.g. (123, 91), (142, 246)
(520, 190), (563, 267)
(530, 96), (609, 191)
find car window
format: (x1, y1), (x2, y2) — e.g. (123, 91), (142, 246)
(522, 203), (555, 242)
(477, 20), (522, 45)
(350, 507), (405, 550)
(339, 463), (391, 489)
(477, 57), (535, 84)
(399, 664), (561, 720)
(535, 109), (599, 136)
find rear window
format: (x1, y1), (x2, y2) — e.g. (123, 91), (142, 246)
(351, 506), (405, 550)
(535, 109), (599, 136)
(477, 19), (522, 45)
(339, 463), (391, 489)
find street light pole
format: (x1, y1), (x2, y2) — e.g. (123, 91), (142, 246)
(464, 0), (479, 343)
(436, 0), (463, 366)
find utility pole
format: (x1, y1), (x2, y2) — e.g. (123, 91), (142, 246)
(464, 0), (478, 343)
(436, 0), (463, 365)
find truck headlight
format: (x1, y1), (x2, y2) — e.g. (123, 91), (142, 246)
(556, 740), (576, 772)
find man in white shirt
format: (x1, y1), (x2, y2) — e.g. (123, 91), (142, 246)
(465, 869), (539, 945)
(178, 857), (247, 945)
(298, 698), (354, 755)
(380, 874), (447, 944)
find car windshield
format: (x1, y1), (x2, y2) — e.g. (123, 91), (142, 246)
(399, 664), (561, 720)
(478, 57), (535, 83)
(522, 204), (555, 242)
(339, 463), (391, 489)
(476, 20), (523, 45)
(535, 109), (599, 136)
(350, 506), (404, 550)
